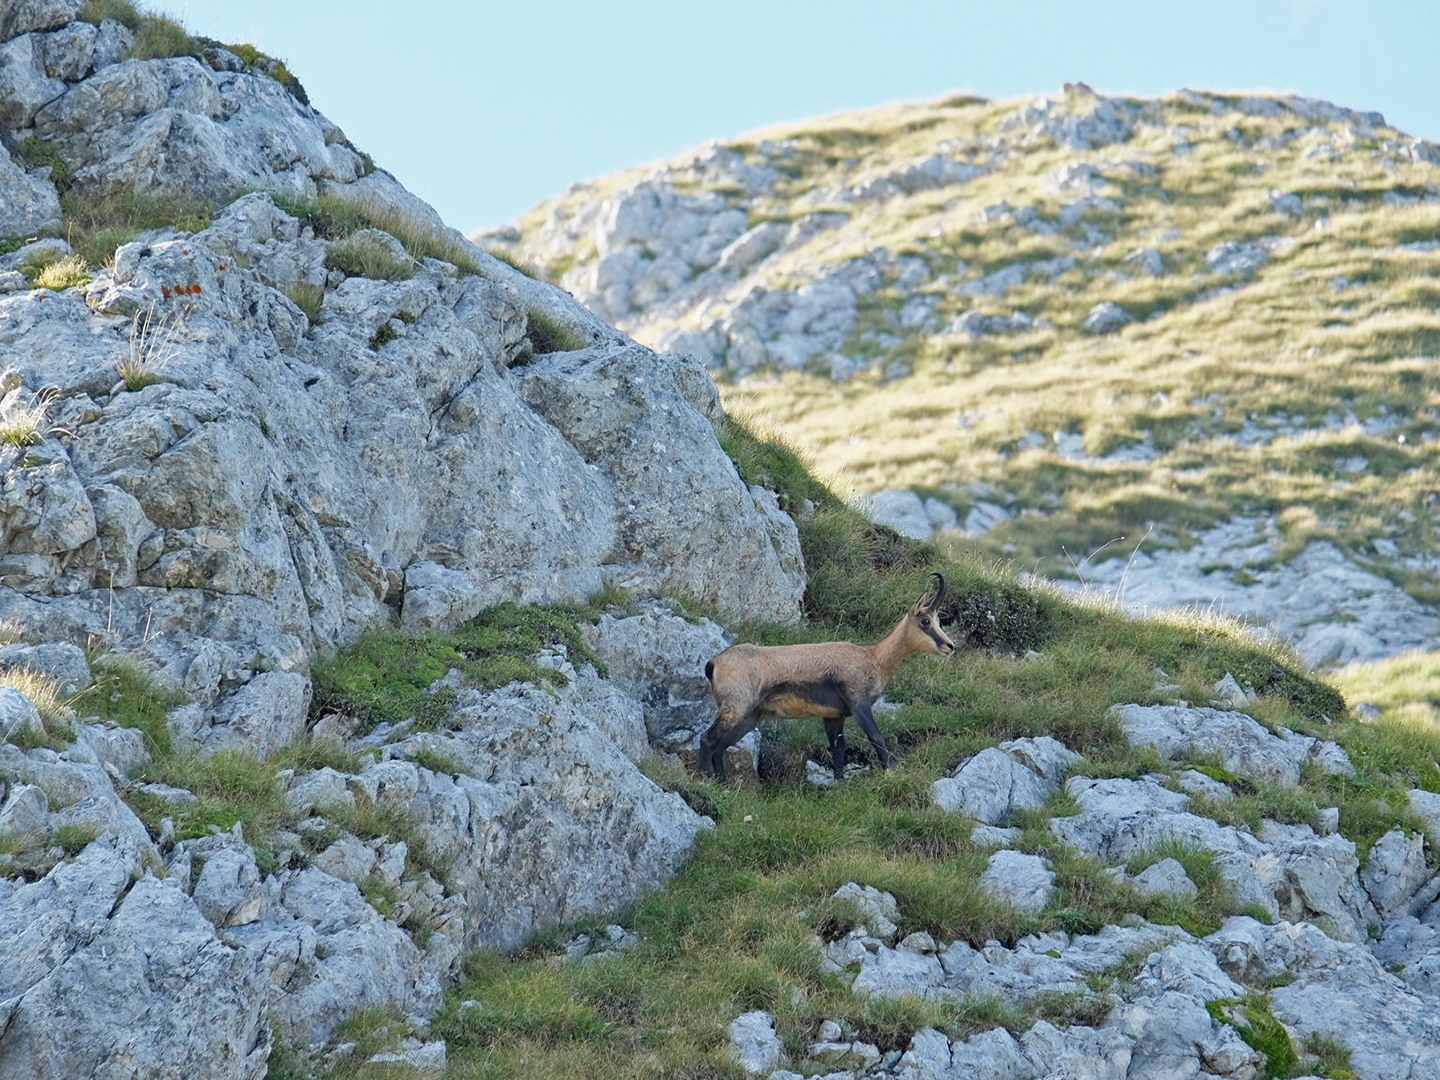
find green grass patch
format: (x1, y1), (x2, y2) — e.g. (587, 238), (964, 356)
(54, 822), (98, 856)
(274, 192), (485, 276)
(61, 184), (217, 267)
(324, 231), (415, 281)
(283, 281), (324, 323)
(16, 137), (72, 193)
(78, 0), (143, 30)
(1206, 994), (1298, 1079)
(83, 657), (182, 757)
(309, 602), (604, 734)
(136, 748), (289, 843)
(124, 13), (193, 60)
(27, 253), (91, 291)
(525, 309), (589, 355)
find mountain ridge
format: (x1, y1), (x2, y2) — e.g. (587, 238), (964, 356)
(484, 82), (1440, 668)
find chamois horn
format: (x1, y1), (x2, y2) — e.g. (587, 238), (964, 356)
(924, 572), (948, 612)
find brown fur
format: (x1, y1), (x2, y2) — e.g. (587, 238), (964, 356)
(699, 574), (955, 780)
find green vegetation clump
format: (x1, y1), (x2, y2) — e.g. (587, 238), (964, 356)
(26, 253), (91, 291)
(525, 309), (589, 356)
(60, 183), (216, 268)
(124, 12), (192, 60)
(324, 231), (416, 282)
(84, 657), (183, 757)
(283, 281), (325, 324)
(16, 137), (72, 193)
(78, 0), (143, 30)
(275, 192), (485, 276)
(1206, 995), (1299, 1079)
(309, 603), (603, 734)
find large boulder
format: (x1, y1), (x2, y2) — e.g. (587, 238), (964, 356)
(0, 836), (269, 1079)
(382, 675), (710, 952)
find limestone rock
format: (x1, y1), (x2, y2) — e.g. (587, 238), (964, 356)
(0, 685), (42, 740)
(384, 677), (709, 952)
(831, 881), (901, 942)
(228, 865), (438, 1045)
(0, 139), (62, 234)
(932, 736), (1080, 823)
(518, 344), (805, 624)
(1083, 300), (1131, 333)
(582, 601), (729, 748)
(981, 849), (1055, 913)
(1130, 857), (1199, 903)
(0, 641), (91, 695)
(1114, 703), (1352, 786)
(728, 1010), (784, 1076)
(0, 836), (269, 1079)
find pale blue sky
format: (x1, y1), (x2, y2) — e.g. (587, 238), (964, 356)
(178, 1), (1439, 235)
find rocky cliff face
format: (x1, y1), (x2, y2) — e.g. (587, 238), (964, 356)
(0, 2), (803, 1073)
(484, 83), (1440, 669)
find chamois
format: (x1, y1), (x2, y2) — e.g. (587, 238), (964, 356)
(699, 573), (956, 781)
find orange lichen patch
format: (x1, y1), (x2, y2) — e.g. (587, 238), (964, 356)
(160, 283), (204, 300)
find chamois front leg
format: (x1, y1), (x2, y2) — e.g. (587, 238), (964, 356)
(824, 717), (847, 780)
(698, 705), (758, 782)
(848, 697), (895, 769)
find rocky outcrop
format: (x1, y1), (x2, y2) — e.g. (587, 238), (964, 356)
(0, 836), (270, 1079)
(0, 188), (802, 743)
(0, 7), (796, 1073)
(777, 693), (1440, 1079)
(1065, 516), (1440, 667)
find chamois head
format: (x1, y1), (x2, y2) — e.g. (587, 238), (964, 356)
(905, 572), (956, 656)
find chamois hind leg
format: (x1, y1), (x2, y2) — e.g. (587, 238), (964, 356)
(848, 698), (895, 769)
(823, 717), (847, 780)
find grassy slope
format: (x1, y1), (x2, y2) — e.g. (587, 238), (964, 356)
(493, 90), (1440, 600)
(424, 421), (1437, 1080)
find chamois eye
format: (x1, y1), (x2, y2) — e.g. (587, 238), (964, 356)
(919, 615), (931, 627)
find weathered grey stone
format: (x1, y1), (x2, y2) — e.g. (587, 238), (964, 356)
(933, 737), (1079, 822)
(1125, 247), (1165, 276)
(229, 865), (439, 1045)
(728, 1010), (784, 1076)
(0, 32), (66, 132)
(0, 685), (42, 740)
(207, 670), (310, 757)
(0, 642), (91, 694)
(1060, 517), (1438, 668)
(1131, 857), (1199, 902)
(1208, 915), (1440, 1079)
(981, 849), (1055, 913)
(378, 677), (708, 953)
(366, 1038), (446, 1073)
(1205, 240), (1269, 275)
(188, 835), (266, 928)
(0, 835), (269, 1079)
(518, 344), (805, 624)
(1362, 829), (1435, 919)
(0, 781), (47, 835)
(1084, 300), (1131, 333)
(1114, 703), (1351, 787)
(582, 601), (729, 747)
(831, 881), (901, 941)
